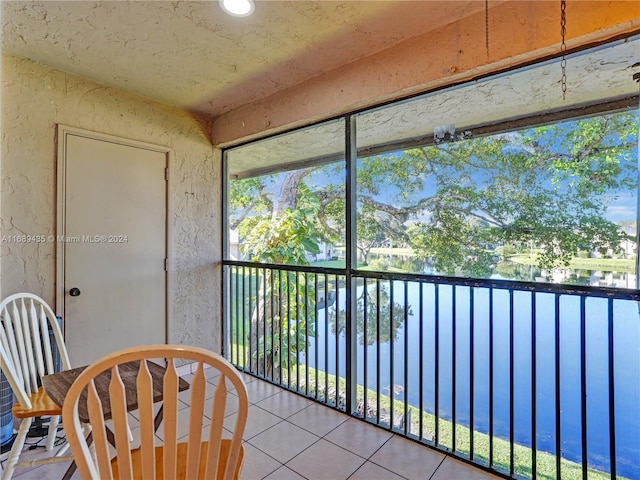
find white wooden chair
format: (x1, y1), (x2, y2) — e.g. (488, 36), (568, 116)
(0, 293), (73, 480)
(62, 344), (249, 480)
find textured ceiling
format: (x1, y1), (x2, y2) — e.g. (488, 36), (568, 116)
(1, 0), (491, 117)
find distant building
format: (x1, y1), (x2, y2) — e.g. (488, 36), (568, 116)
(306, 242), (335, 263)
(229, 230), (242, 261)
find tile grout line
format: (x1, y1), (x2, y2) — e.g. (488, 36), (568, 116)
(251, 394), (314, 422)
(241, 422), (314, 480)
(281, 434), (364, 480)
(357, 433), (411, 480)
(241, 379), (453, 479)
(340, 431), (413, 480)
(243, 414), (323, 474)
(256, 427), (322, 477)
(251, 409), (360, 479)
(248, 388), (415, 480)
(427, 454), (448, 480)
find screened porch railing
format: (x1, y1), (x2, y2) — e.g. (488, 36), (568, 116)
(223, 261), (640, 480)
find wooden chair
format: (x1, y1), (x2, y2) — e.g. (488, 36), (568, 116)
(62, 344), (249, 480)
(0, 293), (73, 480)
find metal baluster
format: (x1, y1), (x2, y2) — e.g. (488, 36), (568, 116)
(263, 267), (267, 378)
(435, 283), (440, 445)
(325, 274), (329, 403)
(470, 287), (475, 460)
(608, 298), (617, 480)
(279, 270), (284, 385)
(555, 294), (562, 479)
(314, 273), (319, 400)
(489, 288), (494, 467)
(419, 282), (424, 441)
(296, 271), (300, 391)
(580, 296), (587, 480)
(287, 272), (291, 388)
(452, 285), (457, 451)
(248, 268), (254, 374)
(242, 266), (247, 371)
(335, 275), (340, 407)
(390, 280), (395, 430)
(376, 279), (381, 425)
(532, 292), (538, 478)
(403, 280), (409, 436)
(363, 278), (368, 420)
(271, 269), (275, 380)
(305, 272), (310, 396)
(509, 289), (515, 476)
(231, 267), (236, 365)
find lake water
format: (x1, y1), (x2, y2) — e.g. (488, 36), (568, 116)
(365, 252), (637, 289)
(305, 283), (640, 479)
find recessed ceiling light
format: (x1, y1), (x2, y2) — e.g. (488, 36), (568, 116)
(219, 0), (255, 17)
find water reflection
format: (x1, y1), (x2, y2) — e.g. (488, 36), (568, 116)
(307, 282), (640, 478)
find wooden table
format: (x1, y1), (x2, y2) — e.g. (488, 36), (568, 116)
(42, 361), (189, 479)
(43, 361), (189, 424)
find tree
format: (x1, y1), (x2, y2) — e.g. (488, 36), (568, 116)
(354, 112), (637, 276)
(239, 183), (322, 265)
(233, 174), (323, 378)
(232, 111), (637, 274)
(229, 110), (638, 377)
(356, 205), (387, 264)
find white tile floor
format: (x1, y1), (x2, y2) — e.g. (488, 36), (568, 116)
(2, 372), (504, 480)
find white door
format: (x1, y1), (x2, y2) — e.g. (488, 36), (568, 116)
(58, 128), (168, 366)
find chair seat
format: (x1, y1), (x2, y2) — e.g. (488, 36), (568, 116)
(112, 440), (244, 480)
(63, 345), (248, 480)
(1, 292), (72, 480)
(12, 386), (62, 418)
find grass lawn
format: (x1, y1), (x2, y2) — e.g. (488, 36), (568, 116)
(334, 246), (416, 256)
(508, 253), (635, 272)
(311, 259), (348, 268)
(369, 247), (415, 256)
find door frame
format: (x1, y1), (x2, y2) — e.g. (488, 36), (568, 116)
(55, 124), (173, 342)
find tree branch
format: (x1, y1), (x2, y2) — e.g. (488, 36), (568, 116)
(229, 192), (271, 230)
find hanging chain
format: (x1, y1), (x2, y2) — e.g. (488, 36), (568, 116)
(560, 0), (567, 100)
(485, 0), (490, 58)
(634, 67), (640, 288)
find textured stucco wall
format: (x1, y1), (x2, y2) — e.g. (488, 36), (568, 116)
(1, 54), (221, 353)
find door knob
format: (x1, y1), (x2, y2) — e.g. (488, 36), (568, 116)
(69, 287), (81, 297)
